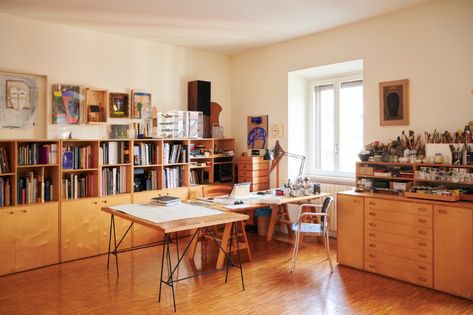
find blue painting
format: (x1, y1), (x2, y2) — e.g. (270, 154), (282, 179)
(247, 115), (268, 149)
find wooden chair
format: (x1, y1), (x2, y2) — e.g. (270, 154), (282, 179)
(189, 185), (252, 262)
(290, 196), (334, 273)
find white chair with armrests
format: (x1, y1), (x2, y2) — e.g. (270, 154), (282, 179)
(290, 196), (334, 273)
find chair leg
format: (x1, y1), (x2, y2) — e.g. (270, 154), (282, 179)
(291, 230), (301, 272)
(324, 231), (334, 273)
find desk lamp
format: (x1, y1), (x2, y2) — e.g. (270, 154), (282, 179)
(263, 140), (306, 187)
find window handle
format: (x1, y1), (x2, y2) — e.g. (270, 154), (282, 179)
(334, 144), (338, 154)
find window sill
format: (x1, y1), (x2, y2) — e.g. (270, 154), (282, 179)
(305, 175), (355, 186)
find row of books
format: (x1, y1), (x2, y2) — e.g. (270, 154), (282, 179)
(17, 172), (53, 204)
(133, 169), (158, 192)
(18, 143), (58, 165)
(101, 166), (127, 195)
(62, 174), (95, 200)
(133, 143), (158, 166)
(190, 169), (210, 185)
(0, 177), (11, 207)
(164, 166), (184, 189)
(163, 143), (187, 164)
(62, 145), (94, 170)
(99, 142), (130, 165)
(0, 147), (10, 173)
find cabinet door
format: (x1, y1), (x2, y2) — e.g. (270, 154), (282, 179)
(434, 205), (473, 299)
(0, 208), (16, 275)
(15, 203), (59, 271)
(61, 198), (100, 261)
(98, 194), (133, 253)
(337, 194), (364, 269)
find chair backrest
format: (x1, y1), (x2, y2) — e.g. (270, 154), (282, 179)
(320, 196), (334, 226)
(202, 185), (233, 197)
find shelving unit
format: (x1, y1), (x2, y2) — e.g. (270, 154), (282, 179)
(213, 138), (235, 184)
(189, 139), (213, 186)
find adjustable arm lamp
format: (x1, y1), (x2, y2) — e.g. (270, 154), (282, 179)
(263, 140), (306, 187)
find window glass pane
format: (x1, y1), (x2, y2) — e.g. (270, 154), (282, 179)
(316, 85), (335, 171)
(339, 81), (363, 173)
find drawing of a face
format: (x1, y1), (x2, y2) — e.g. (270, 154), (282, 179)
(7, 81), (30, 109)
(1, 77), (37, 129)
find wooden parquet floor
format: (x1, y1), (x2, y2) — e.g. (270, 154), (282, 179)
(0, 233), (471, 315)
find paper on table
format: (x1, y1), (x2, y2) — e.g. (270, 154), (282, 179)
(110, 203), (223, 223)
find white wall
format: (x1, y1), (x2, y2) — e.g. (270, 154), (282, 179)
(0, 13), (232, 139)
(231, 0), (473, 182)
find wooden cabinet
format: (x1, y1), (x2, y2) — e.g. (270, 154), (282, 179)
(337, 194), (364, 269)
(0, 203), (58, 275)
(237, 156), (270, 191)
(98, 194), (132, 253)
(434, 205), (473, 299)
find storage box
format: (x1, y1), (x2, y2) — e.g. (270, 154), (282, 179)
(390, 181), (412, 191)
(358, 166), (374, 176)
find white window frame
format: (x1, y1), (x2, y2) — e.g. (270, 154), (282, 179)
(308, 73), (363, 178)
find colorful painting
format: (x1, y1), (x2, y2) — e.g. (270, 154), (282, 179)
(109, 93), (130, 118)
(0, 72), (41, 129)
(247, 115), (268, 150)
(52, 84), (81, 124)
(131, 90), (151, 120)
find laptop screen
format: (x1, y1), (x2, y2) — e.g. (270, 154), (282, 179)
(230, 182), (251, 198)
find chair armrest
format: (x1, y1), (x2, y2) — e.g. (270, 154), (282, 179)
(300, 212), (327, 218)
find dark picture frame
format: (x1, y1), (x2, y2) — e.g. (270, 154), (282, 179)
(109, 92), (130, 118)
(379, 79), (409, 126)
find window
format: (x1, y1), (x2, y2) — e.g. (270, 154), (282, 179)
(309, 75), (363, 177)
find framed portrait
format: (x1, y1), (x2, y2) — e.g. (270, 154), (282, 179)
(0, 70), (46, 135)
(131, 90), (151, 120)
(52, 83), (82, 125)
(247, 115), (268, 149)
(109, 92), (130, 118)
(379, 79), (409, 126)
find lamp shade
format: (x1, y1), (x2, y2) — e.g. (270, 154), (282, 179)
(263, 149), (273, 160)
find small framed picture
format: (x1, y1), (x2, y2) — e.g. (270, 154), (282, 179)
(109, 92), (130, 118)
(379, 79), (409, 126)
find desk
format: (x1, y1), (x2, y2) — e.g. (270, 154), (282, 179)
(207, 192), (331, 269)
(101, 204), (249, 312)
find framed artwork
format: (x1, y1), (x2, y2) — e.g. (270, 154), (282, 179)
(0, 71), (45, 129)
(52, 84), (81, 124)
(131, 90), (151, 120)
(109, 92), (130, 118)
(247, 115), (268, 149)
(379, 79), (409, 126)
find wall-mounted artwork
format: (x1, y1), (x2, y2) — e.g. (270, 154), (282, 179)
(109, 92), (129, 118)
(52, 84), (81, 124)
(0, 71), (44, 129)
(379, 79), (409, 126)
(247, 115), (268, 149)
(131, 90), (151, 120)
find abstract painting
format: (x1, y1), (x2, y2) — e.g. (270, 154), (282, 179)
(52, 84), (81, 124)
(131, 90), (151, 120)
(247, 115), (268, 150)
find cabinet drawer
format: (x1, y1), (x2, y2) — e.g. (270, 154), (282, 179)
(365, 250), (432, 276)
(365, 219), (432, 240)
(239, 162), (269, 171)
(251, 183), (269, 191)
(365, 198), (432, 217)
(365, 260), (433, 288)
(364, 239), (432, 263)
(238, 176), (269, 184)
(365, 229), (432, 251)
(238, 170), (268, 177)
(365, 208), (432, 228)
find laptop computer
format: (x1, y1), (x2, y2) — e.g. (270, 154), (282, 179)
(230, 182), (251, 198)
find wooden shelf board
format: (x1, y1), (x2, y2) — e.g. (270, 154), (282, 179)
(62, 168), (98, 173)
(414, 178), (473, 185)
(357, 161), (413, 166)
(357, 175), (414, 181)
(101, 163), (131, 167)
(190, 165), (212, 169)
(133, 164), (162, 168)
(214, 161), (233, 165)
(163, 163), (188, 166)
(190, 156), (213, 159)
(417, 163), (473, 168)
(0, 173), (15, 176)
(17, 164), (58, 168)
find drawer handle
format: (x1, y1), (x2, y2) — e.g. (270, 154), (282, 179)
(418, 254), (427, 259)
(369, 201), (376, 206)
(418, 276), (427, 282)
(102, 200), (108, 204)
(368, 264), (376, 269)
(20, 209), (27, 213)
(8, 211), (14, 215)
(418, 219), (426, 224)
(368, 244), (376, 248)
(369, 233), (376, 237)
(438, 209), (448, 214)
(418, 265), (427, 271)
(93, 201), (98, 205)
(368, 254), (376, 258)
(418, 242), (427, 247)
(418, 230), (427, 235)
(369, 222), (376, 227)
(369, 212), (376, 216)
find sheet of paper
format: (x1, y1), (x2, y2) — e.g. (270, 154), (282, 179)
(110, 203), (223, 223)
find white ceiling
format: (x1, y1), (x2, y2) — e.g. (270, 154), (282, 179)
(0, 0), (433, 55)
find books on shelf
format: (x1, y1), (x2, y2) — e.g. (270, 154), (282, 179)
(0, 177), (11, 207)
(0, 147), (10, 173)
(17, 172), (53, 204)
(163, 143), (187, 164)
(151, 195), (181, 206)
(99, 142), (130, 165)
(18, 143), (57, 165)
(62, 173), (95, 200)
(133, 168), (158, 192)
(101, 166), (127, 195)
(190, 169), (209, 185)
(62, 145), (94, 170)
(133, 142), (157, 166)
(164, 166), (184, 189)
